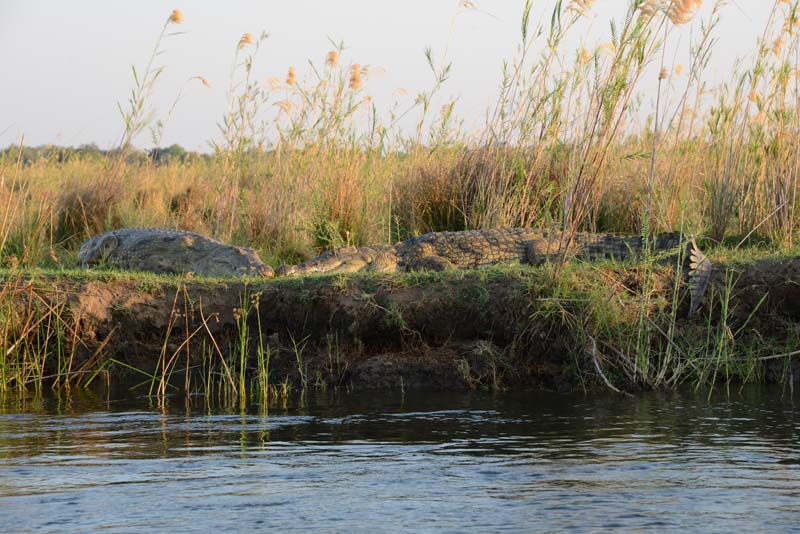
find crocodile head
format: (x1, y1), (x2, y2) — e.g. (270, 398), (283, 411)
(77, 233), (119, 268)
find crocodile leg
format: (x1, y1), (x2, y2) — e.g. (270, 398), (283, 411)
(522, 236), (564, 265)
(404, 255), (456, 272)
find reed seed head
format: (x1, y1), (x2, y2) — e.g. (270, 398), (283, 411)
(639, 0), (660, 18)
(168, 9), (184, 24)
(275, 101), (292, 115)
(286, 66), (297, 86)
(193, 76), (211, 88)
(674, 64), (684, 76)
(238, 33), (254, 49)
(666, 0), (702, 25)
(350, 64), (362, 90)
(640, 0), (701, 25)
(773, 37), (784, 56)
(326, 50), (340, 68)
(567, 0), (595, 17)
(659, 67), (668, 80)
(599, 42), (616, 56)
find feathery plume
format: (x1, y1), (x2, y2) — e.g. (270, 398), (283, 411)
(275, 101), (292, 115)
(599, 42), (616, 56)
(666, 0), (702, 26)
(567, 0), (595, 17)
(168, 9), (184, 24)
(640, 0), (701, 25)
(350, 64), (362, 90)
(238, 33), (254, 49)
(773, 37), (785, 56)
(639, 0), (660, 17)
(286, 66), (296, 86)
(326, 50), (339, 68)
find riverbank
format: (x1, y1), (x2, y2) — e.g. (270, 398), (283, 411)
(2, 250), (799, 394)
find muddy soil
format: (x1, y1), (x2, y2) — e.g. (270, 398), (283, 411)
(9, 257), (800, 391)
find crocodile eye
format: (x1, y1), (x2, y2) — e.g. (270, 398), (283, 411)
(181, 236), (195, 247)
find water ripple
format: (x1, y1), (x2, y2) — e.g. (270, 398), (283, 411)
(0, 387), (798, 533)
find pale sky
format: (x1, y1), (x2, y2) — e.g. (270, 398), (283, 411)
(0, 1), (775, 152)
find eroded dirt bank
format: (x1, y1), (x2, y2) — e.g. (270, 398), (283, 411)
(9, 257), (800, 391)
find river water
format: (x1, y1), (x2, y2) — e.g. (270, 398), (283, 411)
(1, 387), (798, 533)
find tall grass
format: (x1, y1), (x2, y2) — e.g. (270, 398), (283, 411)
(3, 1), (798, 267)
(2, 1), (800, 394)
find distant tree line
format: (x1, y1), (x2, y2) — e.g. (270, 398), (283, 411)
(0, 143), (209, 165)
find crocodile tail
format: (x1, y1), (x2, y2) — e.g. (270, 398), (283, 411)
(652, 231), (683, 251)
(686, 239), (712, 316)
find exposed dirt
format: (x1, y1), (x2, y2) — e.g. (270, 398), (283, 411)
(9, 257), (800, 391)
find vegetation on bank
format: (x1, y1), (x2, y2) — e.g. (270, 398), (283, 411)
(2, 1), (800, 397)
(0, 250), (797, 402)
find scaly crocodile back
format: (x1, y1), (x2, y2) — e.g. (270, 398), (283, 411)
(401, 228), (680, 265)
(568, 231), (682, 261)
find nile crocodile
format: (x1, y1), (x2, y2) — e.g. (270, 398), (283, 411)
(78, 227), (274, 278)
(277, 228), (712, 315)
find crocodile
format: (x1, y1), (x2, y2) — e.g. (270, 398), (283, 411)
(78, 227), (274, 278)
(277, 228), (712, 315)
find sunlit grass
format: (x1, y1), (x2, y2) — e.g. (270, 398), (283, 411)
(2, 1), (800, 397)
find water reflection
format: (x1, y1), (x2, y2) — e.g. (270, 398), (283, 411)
(1, 387), (798, 533)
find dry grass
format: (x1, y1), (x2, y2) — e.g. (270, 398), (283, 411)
(2, 1), (800, 393)
(2, 1), (798, 266)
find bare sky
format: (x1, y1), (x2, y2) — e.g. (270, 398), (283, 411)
(0, 1), (776, 151)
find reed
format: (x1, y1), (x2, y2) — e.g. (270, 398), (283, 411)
(2, 2), (800, 396)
